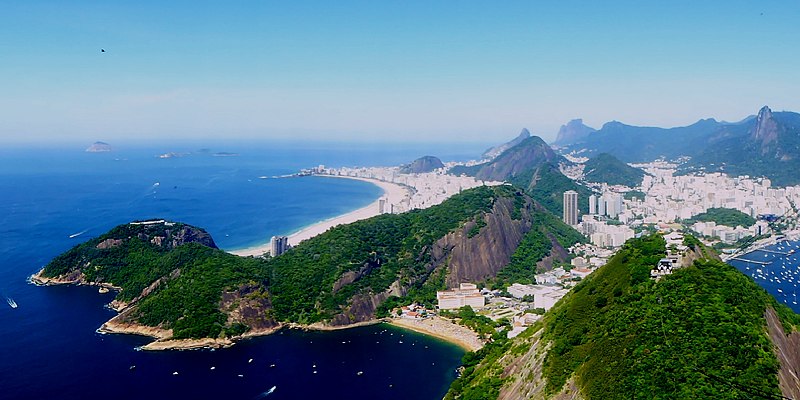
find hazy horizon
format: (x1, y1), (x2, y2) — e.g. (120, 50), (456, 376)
(2, 1), (799, 145)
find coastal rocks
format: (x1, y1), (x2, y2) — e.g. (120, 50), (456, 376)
(220, 283), (279, 331)
(30, 268), (85, 285)
(102, 312), (238, 351)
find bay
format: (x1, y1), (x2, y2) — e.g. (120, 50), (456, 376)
(0, 141), (485, 399)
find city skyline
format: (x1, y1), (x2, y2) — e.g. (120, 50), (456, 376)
(2, 1), (799, 145)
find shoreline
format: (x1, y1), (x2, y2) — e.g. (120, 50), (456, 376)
(32, 267), (481, 352)
(229, 174), (411, 257)
(388, 316), (484, 352)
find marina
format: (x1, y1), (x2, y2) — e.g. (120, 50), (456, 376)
(727, 239), (800, 313)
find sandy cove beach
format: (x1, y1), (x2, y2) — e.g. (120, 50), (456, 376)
(389, 316), (484, 352)
(230, 175), (411, 257)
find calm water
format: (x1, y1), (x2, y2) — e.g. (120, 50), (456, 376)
(0, 141), (484, 399)
(727, 240), (800, 313)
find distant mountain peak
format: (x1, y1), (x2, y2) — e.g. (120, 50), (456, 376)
(553, 119), (596, 146)
(751, 105), (779, 147)
(482, 128), (532, 160)
(475, 135), (562, 181)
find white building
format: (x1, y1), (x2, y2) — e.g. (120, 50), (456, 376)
(563, 190), (579, 226)
(437, 283), (485, 310)
(270, 235), (289, 256)
(506, 283), (568, 311)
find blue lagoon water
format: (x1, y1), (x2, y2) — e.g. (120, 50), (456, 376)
(0, 142), (483, 399)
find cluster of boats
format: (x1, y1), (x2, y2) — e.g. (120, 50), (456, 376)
(735, 241), (800, 306)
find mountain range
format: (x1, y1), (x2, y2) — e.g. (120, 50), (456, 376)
(450, 135), (593, 215)
(555, 106), (800, 186)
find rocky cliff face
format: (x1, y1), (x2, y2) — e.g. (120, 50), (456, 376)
(751, 106), (780, 150)
(765, 307), (800, 399)
(220, 283), (279, 331)
(438, 196), (531, 287)
(327, 189), (568, 324)
(132, 222), (218, 250)
(329, 281), (406, 326)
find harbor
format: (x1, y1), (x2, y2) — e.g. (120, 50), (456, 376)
(726, 239), (800, 311)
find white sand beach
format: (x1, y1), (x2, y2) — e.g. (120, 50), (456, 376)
(389, 316), (484, 352)
(229, 175), (411, 257)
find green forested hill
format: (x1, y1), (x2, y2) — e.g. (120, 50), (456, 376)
(264, 185), (504, 323)
(508, 162), (593, 216)
(686, 207), (756, 228)
(447, 235), (800, 399)
(583, 152), (646, 187)
(41, 185), (583, 341)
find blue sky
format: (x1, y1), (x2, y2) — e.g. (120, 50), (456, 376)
(1, 1), (799, 145)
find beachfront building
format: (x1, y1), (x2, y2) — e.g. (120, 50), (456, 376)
(270, 235), (289, 256)
(437, 283), (485, 310)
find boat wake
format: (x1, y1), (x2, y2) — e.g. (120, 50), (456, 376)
(254, 386), (276, 398)
(7, 297), (18, 309)
(69, 229), (88, 239)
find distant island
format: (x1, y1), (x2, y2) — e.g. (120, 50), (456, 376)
(85, 141), (112, 152)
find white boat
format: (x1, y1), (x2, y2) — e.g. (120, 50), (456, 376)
(6, 298), (17, 309)
(68, 229), (88, 238)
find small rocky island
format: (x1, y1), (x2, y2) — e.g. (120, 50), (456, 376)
(85, 141), (113, 152)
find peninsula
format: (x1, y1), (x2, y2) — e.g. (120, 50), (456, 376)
(33, 184), (580, 351)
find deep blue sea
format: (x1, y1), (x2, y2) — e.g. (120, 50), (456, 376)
(0, 141), (487, 400)
(727, 240), (800, 313)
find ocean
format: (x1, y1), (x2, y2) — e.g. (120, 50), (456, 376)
(0, 141), (486, 400)
(726, 240), (800, 313)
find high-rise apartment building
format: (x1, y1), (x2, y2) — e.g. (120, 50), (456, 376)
(270, 235), (289, 257)
(563, 190), (579, 226)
